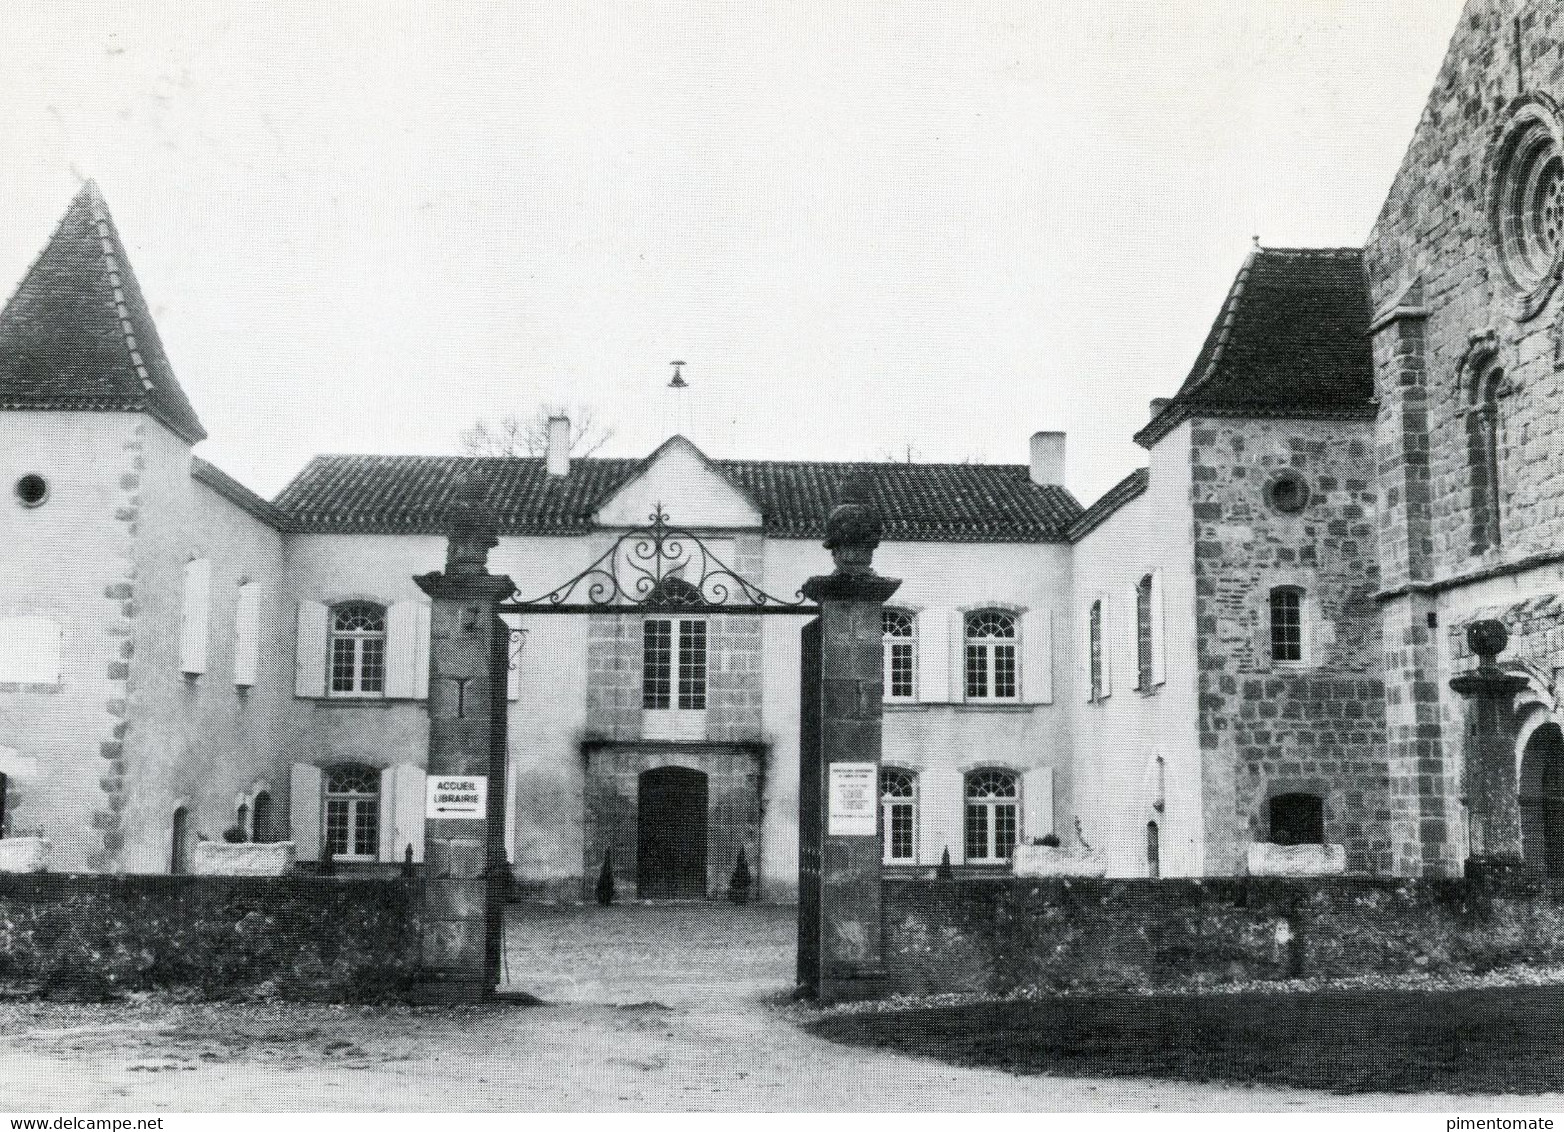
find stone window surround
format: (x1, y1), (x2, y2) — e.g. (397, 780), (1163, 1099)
(1250, 778), (1339, 848)
(1253, 568), (1322, 671)
(1485, 92), (1564, 321)
(1458, 332), (1514, 559)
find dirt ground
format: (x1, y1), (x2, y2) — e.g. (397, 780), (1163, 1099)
(0, 902), (1558, 1112)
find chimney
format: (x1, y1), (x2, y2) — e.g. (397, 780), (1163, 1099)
(546, 414), (571, 477)
(1149, 397), (1172, 421)
(1029, 431), (1065, 486)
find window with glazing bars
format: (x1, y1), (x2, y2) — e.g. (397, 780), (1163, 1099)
(964, 609), (1018, 700)
(965, 769), (1019, 862)
(882, 609), (916, 700)
(323, 764), (379, 859)
(1135, 575), (1153, 690)
(879, 767), (917, 863)
(643, 618), (707, 710)
(329, 602), (385, 695)
(1269, 587), (1303, 664)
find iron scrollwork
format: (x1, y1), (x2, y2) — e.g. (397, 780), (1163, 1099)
(503, 504), (812, 614)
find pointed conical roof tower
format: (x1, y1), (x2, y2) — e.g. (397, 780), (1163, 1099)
(0, 182), (206, 442)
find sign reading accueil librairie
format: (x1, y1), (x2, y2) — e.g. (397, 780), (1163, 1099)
(425, 775), (488, 820)
(827, 762), (877, 836)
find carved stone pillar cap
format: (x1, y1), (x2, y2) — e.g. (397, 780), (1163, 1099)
(823, 478), (882, 576)
(445, 469), (499, 575)
(1466, 618), (1509, 662)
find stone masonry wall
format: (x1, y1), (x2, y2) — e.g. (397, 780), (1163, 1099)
(1189, 418), (1390, 874)
(1365, 0), (1564, 875)
(882, 874), (1564, 998)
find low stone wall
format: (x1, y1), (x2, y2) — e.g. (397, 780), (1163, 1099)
(0, 874), (420, 1001)
(882, 876), (1564, 997)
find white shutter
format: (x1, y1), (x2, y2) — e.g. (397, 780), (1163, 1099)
(916, 609), (951, 704)
(1127, 584), (1143, 690)
(384, 600), (422, 700)
(1099, 595), (1113, 698)
(500, 613), (522, 701)
(948, 609), (967, 701)
(414, 604), (431, 699)
(918, 767), (963, 866)
(233, 583), (261, 687)
(294, 600), (329, 698)
(1021, 609), (1053, 704)
(1079, 603), (1094, 703)
(289, 763), (322, 861)
(1023, 767), (1055, 841)
(1150, 569), (1167, 686)
(0, 616), (62, 684)
(378, 764), (426, 863)
(179, 558), (211, 675)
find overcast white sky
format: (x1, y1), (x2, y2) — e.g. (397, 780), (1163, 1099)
(0, 1), (1469, 505)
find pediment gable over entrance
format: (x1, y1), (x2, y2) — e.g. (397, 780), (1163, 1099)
(593, 435), (761, 529)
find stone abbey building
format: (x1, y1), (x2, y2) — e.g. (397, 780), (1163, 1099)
(1, 0), (1562, 896)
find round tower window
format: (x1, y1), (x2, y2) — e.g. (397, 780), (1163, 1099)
(14, 475), (48, 508)
(1265, 471), (1309, 515)
(1487, 96), (1564, 318)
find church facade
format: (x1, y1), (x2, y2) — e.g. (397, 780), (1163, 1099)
(3, 0), (1562, 897)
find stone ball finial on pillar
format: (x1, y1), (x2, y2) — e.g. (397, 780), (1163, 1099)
(445, 467), (499, 576)
(1466, 619), (1510, 670)
(822, 476), (882, 576)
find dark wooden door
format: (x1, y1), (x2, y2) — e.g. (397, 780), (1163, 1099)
(637, 767), (708, 899)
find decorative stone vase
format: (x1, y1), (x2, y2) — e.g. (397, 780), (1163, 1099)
(191, 841), (297, 876)
(1246, 842), (1346, 877)
(1012, 843), (1106, 878)
(0, 836), (51, 873)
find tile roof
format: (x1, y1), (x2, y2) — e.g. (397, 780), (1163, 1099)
(1134, 247), (1374, 448)
(274, 453), (1084, 542)
(0, 183), (206, 443)
(1066, 467), (1150, 542)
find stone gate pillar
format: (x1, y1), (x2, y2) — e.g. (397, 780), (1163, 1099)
(800, 485), (900, 1004)
(413, 476), (514, 1002)
(1450, 619), (1529, 883)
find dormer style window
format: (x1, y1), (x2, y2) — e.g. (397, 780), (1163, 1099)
(964, 609), (1018, 701)
(329, 602), (386, 696)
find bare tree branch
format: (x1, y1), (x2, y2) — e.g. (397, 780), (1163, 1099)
(460, 405), (616, 459)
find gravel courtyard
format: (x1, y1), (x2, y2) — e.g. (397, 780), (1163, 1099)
(0, 902), (1557, 1112)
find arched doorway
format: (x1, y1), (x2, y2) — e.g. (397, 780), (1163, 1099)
(637, 766), (708, 899)
(170, 806), (191, 874)
(251, 790), (274, 843)
(1519, 722), (1564, 877)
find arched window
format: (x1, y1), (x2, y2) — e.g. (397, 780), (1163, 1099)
(964, 769), (1019, 862)
(1135, 575), (1154, 691)
(251, 790), (274, 844)
(1468, 367), (1505, 554)
(1146, 820), (1161, 878)
(329, 602), (386, 696)
(879, 767), (918, 864)
(964, 610), (1018, 701)
(1269, 587), (1305, 665)
(882, 609), (917, 701)
(324, 764), (380, 860)
(235, 803), (250, 842)
(1269, 792), (1325, 846)
(1089, 600), (1103, 700)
